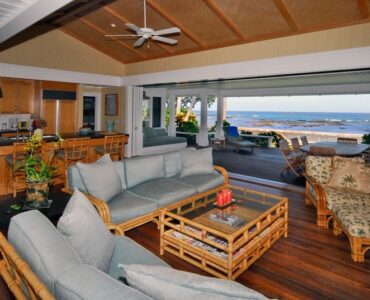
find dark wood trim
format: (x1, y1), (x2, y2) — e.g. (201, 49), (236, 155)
(146, 0), (206, 48)
(202, 0), (246, 40)
(273, 0), (299, 32)
(357, 0), (370, 19)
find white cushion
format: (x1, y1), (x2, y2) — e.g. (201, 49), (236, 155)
(77, 154), (122, 202)
(180, 148), (213, 178)
(57, 189), (115, 273)
(119, 264), (268, 300)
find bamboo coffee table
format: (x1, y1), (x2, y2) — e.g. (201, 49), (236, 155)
(160, 184), (288, 280)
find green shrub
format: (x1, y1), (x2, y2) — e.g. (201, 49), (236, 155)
(362, 133), (370, 144)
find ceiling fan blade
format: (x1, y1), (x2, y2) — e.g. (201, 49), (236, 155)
(134, 37), (146, 47)
(152, 27), (181, 36)
(152, 35), (178, 45)
(126, 23), (141, 33)
(104, 34), (138, 37)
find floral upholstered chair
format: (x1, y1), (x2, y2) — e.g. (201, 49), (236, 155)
(304, 156), (369, 228)
(304, 155), (370, 262)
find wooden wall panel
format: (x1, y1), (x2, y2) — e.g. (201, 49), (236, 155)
(41, 100), (56, 134)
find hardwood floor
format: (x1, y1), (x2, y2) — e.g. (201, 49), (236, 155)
(0, 180), (369, 299)
(126, 180), (370, 300)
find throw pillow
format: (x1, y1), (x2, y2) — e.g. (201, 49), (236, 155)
(57, 189), (115, 273)
(305, 156), (333, 184)
(119, 264), (268, 300)
(327, 158), (370, 193)
(77, 154), (122, 202)
(180, 147), (213, 178)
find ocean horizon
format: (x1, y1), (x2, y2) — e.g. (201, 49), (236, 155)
(193, 111), (370, 134)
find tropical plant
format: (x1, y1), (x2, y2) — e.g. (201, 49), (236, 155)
(15, 133), (64, 183)
(362, 133), (370, 144)
(258, 131), (283, 148)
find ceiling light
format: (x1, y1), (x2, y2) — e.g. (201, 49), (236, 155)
(110, 23), (116, 28)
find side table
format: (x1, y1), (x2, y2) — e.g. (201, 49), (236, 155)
(0, 191), (71, 233)
(209, 137), (226, 150)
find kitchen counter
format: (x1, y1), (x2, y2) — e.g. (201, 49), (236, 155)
(0, 132), (129, 196)
(0, 131), (129, 146)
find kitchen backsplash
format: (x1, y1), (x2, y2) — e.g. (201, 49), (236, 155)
(0, 114), (31, 130)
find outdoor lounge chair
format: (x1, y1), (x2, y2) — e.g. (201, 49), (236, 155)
(222, 126), (257, 153)
(279, 139), (305, 177)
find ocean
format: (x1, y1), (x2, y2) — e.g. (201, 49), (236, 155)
(194, 111), (370, 134)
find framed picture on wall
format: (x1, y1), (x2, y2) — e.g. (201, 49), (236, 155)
(105, 94), (118, 116)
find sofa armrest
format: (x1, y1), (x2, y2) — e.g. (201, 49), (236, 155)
(303, 174), (327, 210)
(106, 224), (124, 236)
(62, 188), (111, 224)
(213, 165), (229, 184)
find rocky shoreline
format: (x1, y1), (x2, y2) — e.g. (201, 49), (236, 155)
(239, 127), (364, 143)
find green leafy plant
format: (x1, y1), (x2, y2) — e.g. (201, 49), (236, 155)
(15, 133), (64, 183)
(258, 131), (283, 148)
(362, 133), (370, 144)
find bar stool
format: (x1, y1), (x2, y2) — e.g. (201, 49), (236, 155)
(56, 137), (90, 188)
(5, 142), (45, 197)
(94, 135), (125, 161)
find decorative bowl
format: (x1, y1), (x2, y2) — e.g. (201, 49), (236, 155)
(79, 127), (92, 136)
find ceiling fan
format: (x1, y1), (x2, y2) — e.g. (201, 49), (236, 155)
(105, 0), (181, 48)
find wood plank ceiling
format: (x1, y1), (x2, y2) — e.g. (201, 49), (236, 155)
(55, 0), (370, 64)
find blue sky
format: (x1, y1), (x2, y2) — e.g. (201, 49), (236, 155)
(206, 94), (370, 113)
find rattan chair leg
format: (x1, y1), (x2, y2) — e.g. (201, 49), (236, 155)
(350, 237), (365, 262)
(332, 218), (342, 236)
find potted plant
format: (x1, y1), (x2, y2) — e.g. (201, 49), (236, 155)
(15, 132), (63, 208)
(31, 115), (47, 137)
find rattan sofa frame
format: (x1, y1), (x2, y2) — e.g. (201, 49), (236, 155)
(64, 165), (229, 233)
(333, 214), (370, 262)
(303, 174), (333, 229)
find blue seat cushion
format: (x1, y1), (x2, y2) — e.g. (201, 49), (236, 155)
(95, 146), (104, 154)
(170, 173), (225, 193)
(228, 126), (239, 137)
(128, 178), (196, 207)
(108, 236), (170, 281)
(108, 190), (158, 224)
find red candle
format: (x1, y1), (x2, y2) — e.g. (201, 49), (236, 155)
(228, 190), (232, 203)
(217, 192), (224, 206)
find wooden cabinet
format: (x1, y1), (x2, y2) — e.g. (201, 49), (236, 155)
(41, 81), (77, 134)
(0, 78), (35, 113)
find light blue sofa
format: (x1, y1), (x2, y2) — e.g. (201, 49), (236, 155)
(67, 150), (228, 230)
(6, 210), (167, 299)
(2, 208), (268, 299)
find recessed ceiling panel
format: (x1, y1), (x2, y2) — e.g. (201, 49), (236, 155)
(152, 0), (239, 46)
(214, 0), (291, 38)
(285, 0), (361, 29)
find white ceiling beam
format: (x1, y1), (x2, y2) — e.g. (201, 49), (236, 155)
(0, 0), (74, 44)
